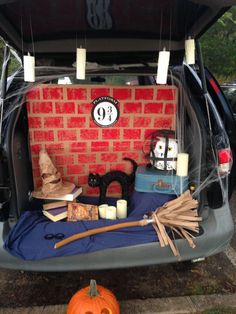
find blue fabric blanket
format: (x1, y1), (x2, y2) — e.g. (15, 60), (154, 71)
(4, 192), (174, 260)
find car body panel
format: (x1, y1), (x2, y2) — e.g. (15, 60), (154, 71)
(0, 203), (233, 271)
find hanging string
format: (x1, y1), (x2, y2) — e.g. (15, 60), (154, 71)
(168, 8), (172, 52)
(23, 7), (35, 82)
(83, 5), (87, 50)
(29, 13), (35, 57)
(84, 34), (87, 50)
(74, 1), (87, 50)
(167, 9), (177, 143)
(74, 0), (79, 66)
(159, 9), (163, 52)
(184, 1), (190, 40)
(75, 0), (86, 80)
(192, 4), (201, 40)
(156, 4), (170, 85)
(19, 0), (26, 60)
(184, 3), (201, 40)
(20, 14), (24, 59)
(76, 31), (78, 51)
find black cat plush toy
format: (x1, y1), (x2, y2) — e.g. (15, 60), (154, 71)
(88, 158), (138, 205)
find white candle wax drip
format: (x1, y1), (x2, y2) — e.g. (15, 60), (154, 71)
(116, 199), (127, 219)
(76, 48), (86, 80)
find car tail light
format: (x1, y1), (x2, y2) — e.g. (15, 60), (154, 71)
(209, 78), (220, 94)
(218, 148), (232, 174)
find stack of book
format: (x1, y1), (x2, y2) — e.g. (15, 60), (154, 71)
(42, 186), (82, 222)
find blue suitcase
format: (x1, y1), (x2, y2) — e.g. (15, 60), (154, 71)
(135, 166), (188, 195)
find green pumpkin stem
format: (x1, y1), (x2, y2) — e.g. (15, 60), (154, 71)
(88, 279), (100, 297)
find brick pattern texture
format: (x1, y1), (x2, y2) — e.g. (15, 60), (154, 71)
(27, 84), (177, 196)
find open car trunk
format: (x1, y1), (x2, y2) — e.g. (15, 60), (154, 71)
(0, 0), (235, 270)
(0, 65), (234, 270)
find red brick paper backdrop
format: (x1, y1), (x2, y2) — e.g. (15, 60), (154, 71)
(27, 85), (177, 196)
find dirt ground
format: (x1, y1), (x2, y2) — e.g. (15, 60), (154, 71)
(0, 192), (235, 308)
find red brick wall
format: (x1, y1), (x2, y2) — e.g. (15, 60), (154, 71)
(26, 84), (177, 196)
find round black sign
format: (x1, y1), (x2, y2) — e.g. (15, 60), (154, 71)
(91, 96), (119, 127)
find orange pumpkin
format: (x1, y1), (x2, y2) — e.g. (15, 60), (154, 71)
(67, 279), (120, 314)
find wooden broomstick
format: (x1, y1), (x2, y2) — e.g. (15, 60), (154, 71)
(54, 190), (202, 256)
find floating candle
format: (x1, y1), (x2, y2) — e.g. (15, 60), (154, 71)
(156, 48), (170, 85)
(185, 37), (195, 65)
(116, 199), (127, 219)
(23, 53), (35, 82)
(176, 153), (189, 177)
(76, 48), (86, 80)
(98, 204), (108, 219)
(105, 206), (116, 220)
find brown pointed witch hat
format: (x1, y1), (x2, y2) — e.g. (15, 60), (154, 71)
(32, 149), (75, 199)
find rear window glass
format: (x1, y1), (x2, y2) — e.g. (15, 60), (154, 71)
(57, 75), (140, 86)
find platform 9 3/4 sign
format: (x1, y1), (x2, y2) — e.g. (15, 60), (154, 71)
(92, 96), (119, 127)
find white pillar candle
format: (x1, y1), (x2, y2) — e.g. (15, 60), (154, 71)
(76, 48), (86, 80)
(176, 153), (189, 177)
(105, 206), (116, 220)
(185, 37), (195, 65)
(98, 204), (108, 219)
(156, 48), (170, 85)
(116, 199), (127, 219)
(23, 53), (35, 82)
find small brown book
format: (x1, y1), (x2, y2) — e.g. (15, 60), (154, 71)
(67, 202), (99, 221)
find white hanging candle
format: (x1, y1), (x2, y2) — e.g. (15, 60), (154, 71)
(176, 153), (189, 177)
(23, 52), (35, 82)
(76, 47), (86, 80)
(116, 199), (127, 219)
(156, 47), (170, 85)
(185, 37), (195, 65)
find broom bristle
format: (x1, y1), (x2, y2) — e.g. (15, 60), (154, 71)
(152, 190), (201, 256)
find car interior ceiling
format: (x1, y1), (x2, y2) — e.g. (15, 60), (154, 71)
(0, 0), (231, 63)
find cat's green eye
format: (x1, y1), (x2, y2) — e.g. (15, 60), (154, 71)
(168, 147), (172, 151)
(159, 145), (162, 149)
